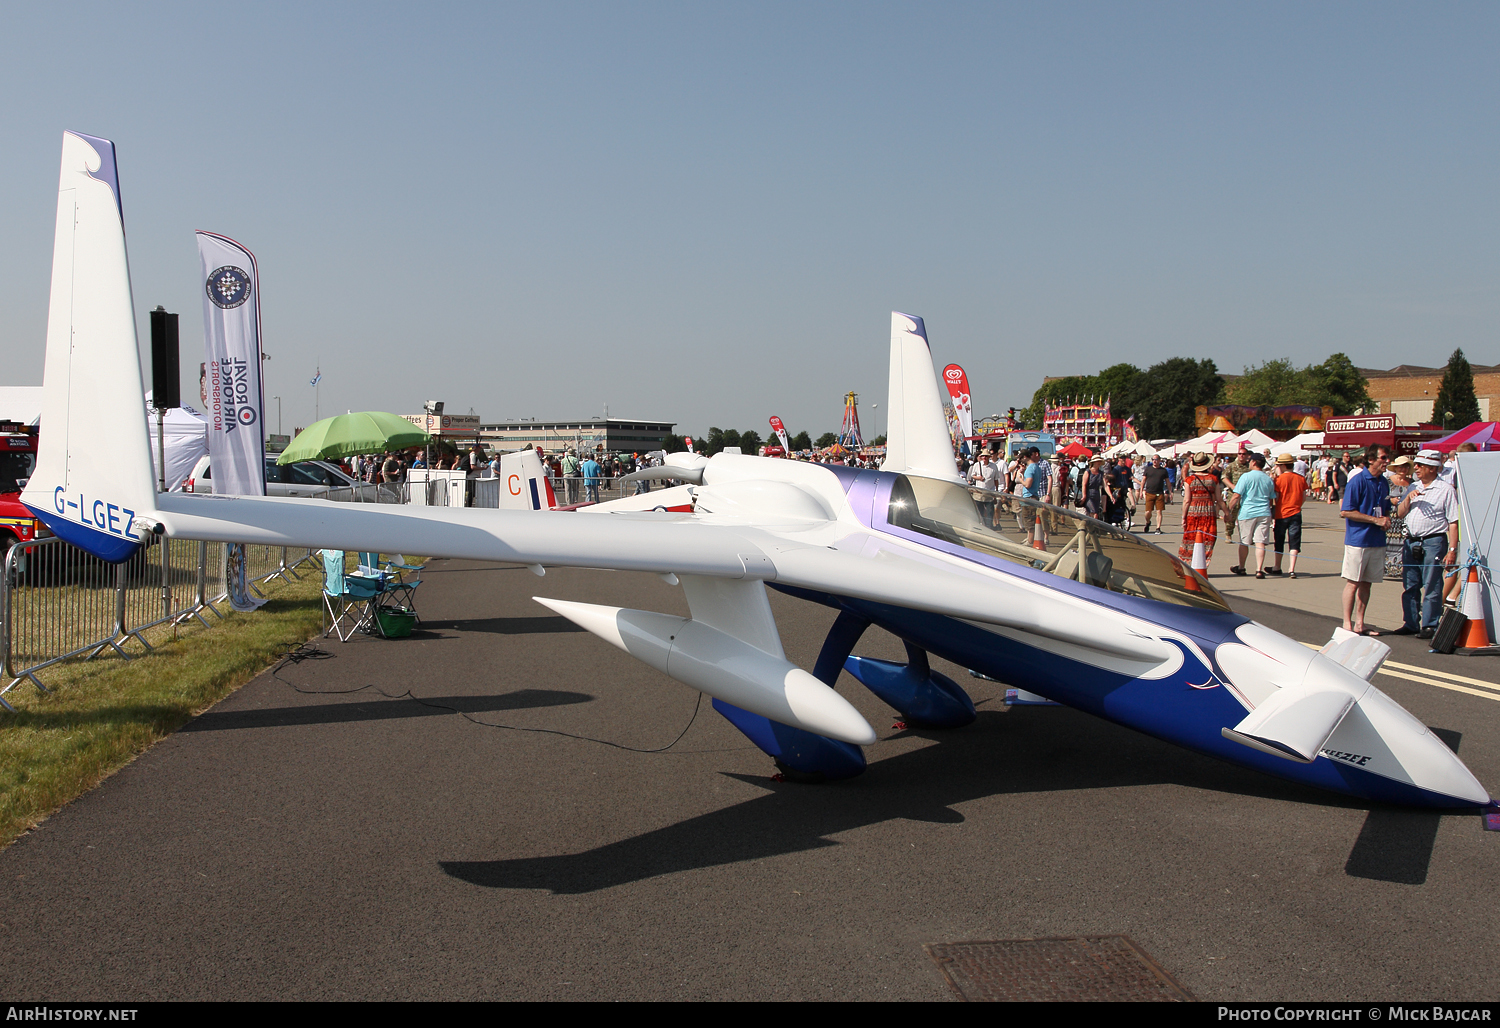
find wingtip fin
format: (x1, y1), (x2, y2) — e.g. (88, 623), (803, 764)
(20, 132), (156, 563)
(879, 312), (962, 483)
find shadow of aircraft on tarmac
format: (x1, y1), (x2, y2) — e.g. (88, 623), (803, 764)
(1343, 728), (1463, 886)
(440, 706), (1425, 894)
(181, 689), (593, 732)
(416, 616), (587, 636)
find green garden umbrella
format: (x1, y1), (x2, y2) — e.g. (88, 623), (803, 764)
(276, 411), (432, 464)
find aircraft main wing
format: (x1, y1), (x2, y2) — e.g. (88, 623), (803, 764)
(154, 493), (765, 578)
(152, 492), (1174, 666)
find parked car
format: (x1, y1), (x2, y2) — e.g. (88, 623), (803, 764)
(183, 456), (362, 498)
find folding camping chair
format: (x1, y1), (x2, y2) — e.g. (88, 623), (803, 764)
(371, 553), (424, 616)
(322, 549), (384, 641)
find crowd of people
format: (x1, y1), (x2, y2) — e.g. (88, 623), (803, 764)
(338, 436), (1477, 639)
(336, 443), (679, 506)
(956, 441), (1480, 638)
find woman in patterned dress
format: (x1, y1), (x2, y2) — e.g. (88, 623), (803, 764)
(1179, 450), (1226, 573)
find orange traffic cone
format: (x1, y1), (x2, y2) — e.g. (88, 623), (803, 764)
(1183, 540), (1207, 592)
(1032, 516), (1046, 550)
(1459, 566), (1491, 649)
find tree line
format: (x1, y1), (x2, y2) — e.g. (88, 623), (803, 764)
(666, 349), (1482, 456)
(1019, 352), (1376, 439)
(665, 427), (893, 455)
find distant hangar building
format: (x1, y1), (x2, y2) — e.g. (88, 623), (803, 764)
(478, 418), (675, 453)
(1360, 363), (1500, 426)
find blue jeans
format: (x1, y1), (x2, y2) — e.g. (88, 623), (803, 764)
(1402, 535), (1448, 631)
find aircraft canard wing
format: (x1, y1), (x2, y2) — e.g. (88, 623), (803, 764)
(879, 312), (963, 484)
(768, 543), (1174, 665)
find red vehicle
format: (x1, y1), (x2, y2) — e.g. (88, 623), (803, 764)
(0, 422), (51, 566)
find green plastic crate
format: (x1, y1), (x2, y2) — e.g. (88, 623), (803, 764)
(375, 606), (417, 638)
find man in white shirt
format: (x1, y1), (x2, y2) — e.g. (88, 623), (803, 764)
(969, 451), (1000, 525)
(1392, 450), (1460, 638)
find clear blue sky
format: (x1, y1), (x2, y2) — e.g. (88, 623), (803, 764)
(2, 2), (1495, 440)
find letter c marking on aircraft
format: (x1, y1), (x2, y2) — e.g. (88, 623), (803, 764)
(508, 473), (521, 496)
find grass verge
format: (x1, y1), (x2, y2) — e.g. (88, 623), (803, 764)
(0, 569), (326, 849)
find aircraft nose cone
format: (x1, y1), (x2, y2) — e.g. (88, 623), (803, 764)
(1319, 670), (1490, 808)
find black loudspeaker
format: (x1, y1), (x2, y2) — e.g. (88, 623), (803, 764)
(149, 307), (180, 410)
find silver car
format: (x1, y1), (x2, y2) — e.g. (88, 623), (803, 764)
(184, 456), (362, 498)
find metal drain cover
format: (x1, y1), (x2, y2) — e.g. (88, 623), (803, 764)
(924, 935), (1195, 1002)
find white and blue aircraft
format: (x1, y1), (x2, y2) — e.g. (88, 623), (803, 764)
(22, 131), (1492, 810)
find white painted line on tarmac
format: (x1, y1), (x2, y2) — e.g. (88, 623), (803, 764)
(1297, 641), (1500, 701)
(1376, 668), (1500, 703)
(1382, 658), (1500, 692)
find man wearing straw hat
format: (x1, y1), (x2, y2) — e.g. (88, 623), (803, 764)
(1269, 452), (1308, 578)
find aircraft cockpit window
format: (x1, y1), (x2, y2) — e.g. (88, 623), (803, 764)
(885, 475), (1230, 611)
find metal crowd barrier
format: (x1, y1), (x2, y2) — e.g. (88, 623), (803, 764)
(1, 536), (316, 709)
(324, 483), (406, 504)
(439, 476), (636, 510)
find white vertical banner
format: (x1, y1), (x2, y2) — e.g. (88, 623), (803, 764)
(198, 231), (266, 612)
(197, 231), (266, 497)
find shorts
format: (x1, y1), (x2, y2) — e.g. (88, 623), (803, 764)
(1144, 493), (1166, 514)
(1342, 545), (1385, 584)
(1273, 514), (1302, 553)
(1237, 515), (1271, 545)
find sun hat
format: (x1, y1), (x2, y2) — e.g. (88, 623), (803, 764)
(1190, 451), (1214, 472)
(1275, 452), (1295, 465)
(1414, 450), (1442, 467)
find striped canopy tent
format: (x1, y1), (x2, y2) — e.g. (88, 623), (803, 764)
(1103, 439), (1159, 458)
(1235, 429), (1278, 452)
(1203, 429), (1273, 455)
(1269, 432), (1324, 458)
(1429, 422), (1500, 452)
(1180, 431), (1233, 456)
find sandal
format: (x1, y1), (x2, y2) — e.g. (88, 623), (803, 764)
(1255, 570), (1266, 579)
(1230, 565), (1247, 576)
(1288, 572), (1298, 579)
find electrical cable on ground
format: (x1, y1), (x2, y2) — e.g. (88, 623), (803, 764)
(271, 641), (702, 754)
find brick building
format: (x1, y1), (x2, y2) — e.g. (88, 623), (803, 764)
(1359, 363), (1500, 428)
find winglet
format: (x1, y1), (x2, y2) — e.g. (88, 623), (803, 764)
(879, 312), (962, 483)
(497, 449), (558, 510)
(20, 132), (158, 562)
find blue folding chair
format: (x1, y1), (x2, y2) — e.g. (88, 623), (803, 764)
(369, 552), (424, 618)
(322, 549), (383, 641)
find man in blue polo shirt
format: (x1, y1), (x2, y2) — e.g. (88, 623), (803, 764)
(1340, 444), (1393, 636)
